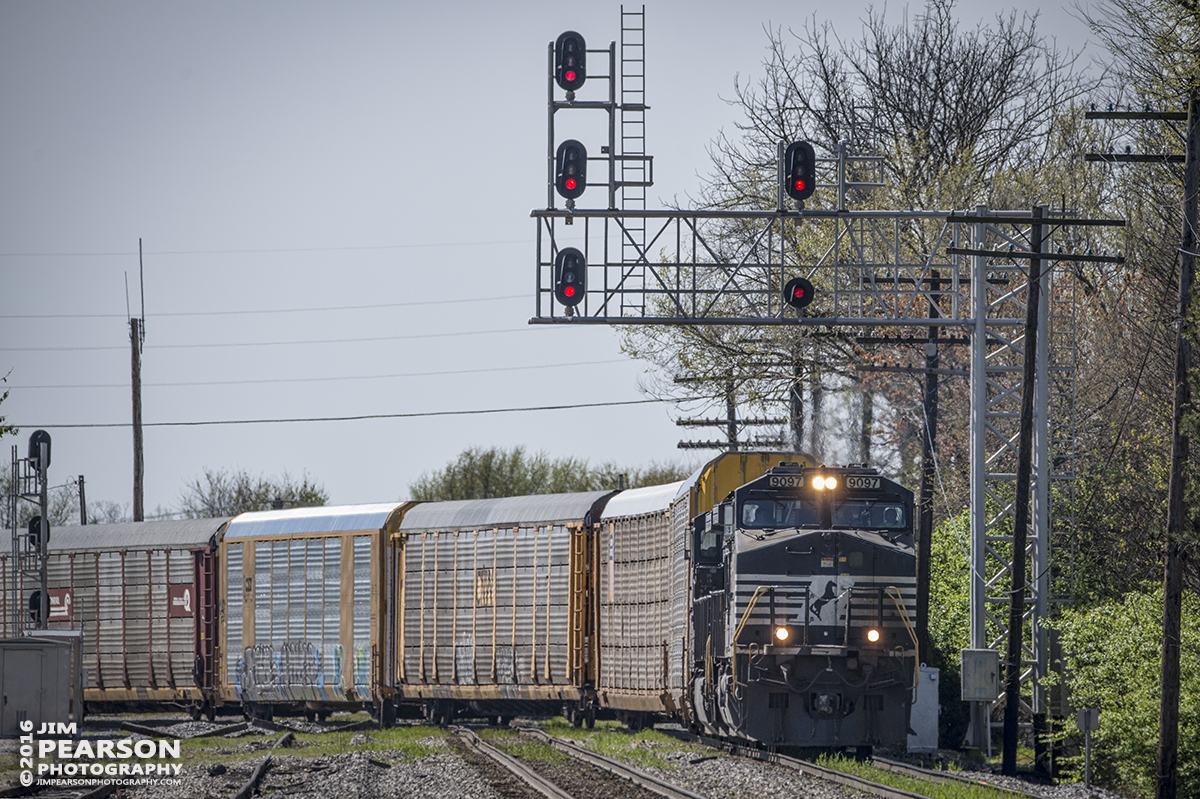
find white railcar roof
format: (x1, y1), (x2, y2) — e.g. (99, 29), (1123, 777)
(600, 481), (687, 519)
(399, 491), (612, 531)
(224, 503), (403, 539)
(48, 517), (231, 552)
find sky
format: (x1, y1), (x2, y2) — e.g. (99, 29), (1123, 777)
(0, 1), (1100, 518)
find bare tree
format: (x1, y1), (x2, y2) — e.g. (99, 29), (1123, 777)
(177, 467), (328, 518)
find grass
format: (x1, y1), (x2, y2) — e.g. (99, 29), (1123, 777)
(533, 717), (711, 771)
(481, 728), (567, 763)
(815, 753), (1031, 799)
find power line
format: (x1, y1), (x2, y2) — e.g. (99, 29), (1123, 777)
(18, 398), (669, 429)
(10, 359), (628, 389)
(0, 239), (528, 258)
(1, 327), (541, 352)
(0, 294), (526, 320)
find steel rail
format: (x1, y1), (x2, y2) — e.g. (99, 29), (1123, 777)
(870, 755), (1043, 798)
(452, 727), (574, 799)
(659, 729), (1045, 799)
(518, 726), (709, 799)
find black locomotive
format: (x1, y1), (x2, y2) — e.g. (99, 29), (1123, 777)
(690, 462), (917, 747)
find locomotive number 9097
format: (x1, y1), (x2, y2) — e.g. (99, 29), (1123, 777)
(845, 476), (881, 490)
(768, 476), (804, 488)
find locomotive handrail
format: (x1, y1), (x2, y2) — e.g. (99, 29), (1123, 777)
(731, 585), (773, 688)
(884, 585), (920, 698)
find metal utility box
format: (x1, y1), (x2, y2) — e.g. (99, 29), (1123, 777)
(0, 634), (81, 737)
(907, 665), (940, 752)
(961, 648), (1001, 701)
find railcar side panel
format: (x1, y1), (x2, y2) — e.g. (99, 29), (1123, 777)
(216, 503), (404, 711)
(2, 519), (228, 706)
(400, 523), (581, 697)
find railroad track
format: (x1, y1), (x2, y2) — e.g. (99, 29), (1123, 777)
(659, 728), (1046, 799)
(453, 725), (706, 799)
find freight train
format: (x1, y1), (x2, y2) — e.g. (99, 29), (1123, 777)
(2, 451), (917, 748)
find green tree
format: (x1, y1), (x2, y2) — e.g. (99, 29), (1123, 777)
(408, 445), (690, 501)
(177, 467), (328, 518)
(1053, 588), (1200, 797)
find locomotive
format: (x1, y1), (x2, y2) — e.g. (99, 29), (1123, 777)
(6, 452), (917, 750)
(690, 462), (917, 747)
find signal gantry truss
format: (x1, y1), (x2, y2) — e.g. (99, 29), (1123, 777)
(536, 9), (1124, 751)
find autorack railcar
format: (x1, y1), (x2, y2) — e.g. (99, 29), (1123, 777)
(1, 518), (230, 719)
(393, 490), (614, 724)
(217, 503), (407, 721)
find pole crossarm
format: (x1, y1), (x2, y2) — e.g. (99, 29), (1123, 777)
(947, 247), (1125, 264)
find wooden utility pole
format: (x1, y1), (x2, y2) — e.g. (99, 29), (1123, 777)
(916, 270), (941, 660)
(1003, 207), (1044, 776)
(131, 238), (145, 522)
(131, 316), (143, 521)
(1158, 95), (1199, 799)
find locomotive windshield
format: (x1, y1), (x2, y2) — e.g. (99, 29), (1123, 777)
(831, 499), (907, 529)
(740, 496), (819, 529)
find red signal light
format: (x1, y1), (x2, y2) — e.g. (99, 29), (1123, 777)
(565, 70), (577, 82)
(795, 180), (806, 192)
(565, 178), (577, 190)
(783, 276), (815, 310)
(564, 286), (576, 297)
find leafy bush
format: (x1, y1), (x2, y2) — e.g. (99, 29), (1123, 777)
(1053, 587), (1200, 797)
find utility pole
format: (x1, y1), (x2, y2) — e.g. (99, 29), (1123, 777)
(131, 239), (145, 522)
(1158, 95), (1199, 799)
(917, 271), (941, 660)
(1003, 207), (1045, 776)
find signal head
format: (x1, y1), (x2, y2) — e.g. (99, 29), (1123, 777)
(555, 31), (587, 92)
(783, 140), (817, 202)
(555, 139), (588, 201)
(783, 276), (815, 310)
(554, 247), (586, 308)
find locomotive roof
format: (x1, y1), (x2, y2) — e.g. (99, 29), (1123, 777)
(599, 480), (686, 519)
(398, 491), (613, 531)
(224, 502), (404, 539)
(48, 517), (231, 551)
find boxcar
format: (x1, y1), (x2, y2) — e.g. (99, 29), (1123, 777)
(0, 518), (230, 718)
(394, 491), (614, 724)
(217, 503), (406, 720)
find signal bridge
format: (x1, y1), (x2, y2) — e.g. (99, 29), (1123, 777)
(533, 10), (1124, 751)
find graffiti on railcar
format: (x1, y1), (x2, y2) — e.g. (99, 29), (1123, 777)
(237, 640), (340, 701)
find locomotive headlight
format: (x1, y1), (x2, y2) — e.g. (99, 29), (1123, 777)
(866, 628), (881, 643)
(774, 626), (790, 642)
(825, 476), (838, 489)
(813, 476), (826, 490)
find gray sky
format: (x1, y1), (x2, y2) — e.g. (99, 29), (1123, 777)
(0, 1), (1098, 516)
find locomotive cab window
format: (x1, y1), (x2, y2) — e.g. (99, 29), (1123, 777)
(696, 528), (723, 564)
(831, 500), (907, 530)
(740, 497), (819, 529)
